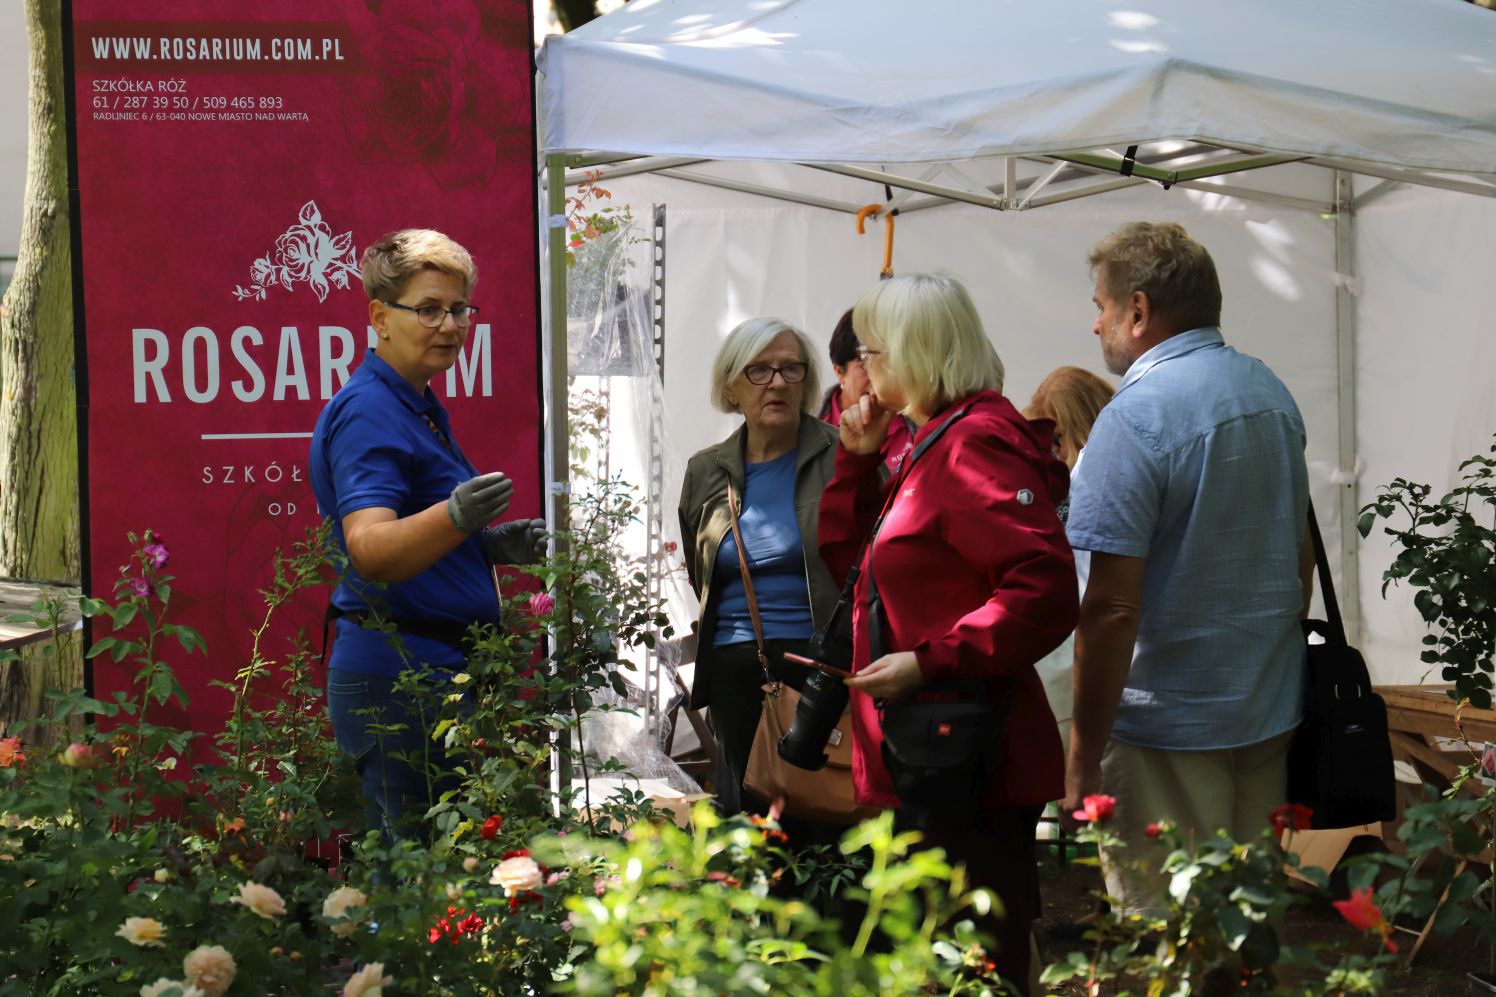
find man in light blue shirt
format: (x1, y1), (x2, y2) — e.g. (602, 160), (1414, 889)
(1061, 222), (1313, 913)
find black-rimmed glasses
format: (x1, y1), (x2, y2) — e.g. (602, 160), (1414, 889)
(743, 362), (808, 385)
(383, 300), (480, 328)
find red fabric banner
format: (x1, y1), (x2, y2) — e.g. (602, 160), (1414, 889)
(69, 0), (540, 733)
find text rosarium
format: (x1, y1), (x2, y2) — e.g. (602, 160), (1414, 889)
(131, 324), (493, 403)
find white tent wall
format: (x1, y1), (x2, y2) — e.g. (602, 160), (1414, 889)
(600, 165), (1349, 646)
(1354, 183), (1496, 685)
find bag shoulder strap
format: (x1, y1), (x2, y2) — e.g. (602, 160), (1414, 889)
(864, 401), (978, 662)
(1307, 498), (1348, 646)
(726, 478), (775, 685)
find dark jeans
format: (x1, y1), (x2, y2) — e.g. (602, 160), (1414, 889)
(898, 805), (1044, 996)
(327, 667), (469, 844)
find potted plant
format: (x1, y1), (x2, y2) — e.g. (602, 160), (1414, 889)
(1357, 443), (1496, 710)
(1360, 439), (1496, 993)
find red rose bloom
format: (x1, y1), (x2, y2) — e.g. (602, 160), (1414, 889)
(1071, 794), (1117, 824)
(1332, 887), (1398, 952)
(1269, 802), (1314, 832)
(480, 814), (503, 840)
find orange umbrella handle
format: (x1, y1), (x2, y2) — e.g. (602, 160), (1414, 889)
(855, 203), (896, 278)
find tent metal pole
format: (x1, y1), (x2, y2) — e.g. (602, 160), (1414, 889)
(1332, 170), (1363, 646)
(1304, 157), (1496, 200)
(1168, 181), (1331, 215)
(545, 152), (572, 815)
(566, 151), (648, 169)
(545, 153), (571, 554)
(1352, 179), (1401, 211)
(804, 163), (1003, 209)
(1017, 161), (1068, 209)
(566, 156), (710, 186)
(653, 167), (864, 213)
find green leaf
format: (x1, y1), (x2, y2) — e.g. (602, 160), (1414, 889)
(1217, 904), (1252, 948)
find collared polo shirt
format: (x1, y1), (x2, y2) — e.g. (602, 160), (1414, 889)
(1066, 327), (1307, 750)
(309, 350), (499, 676)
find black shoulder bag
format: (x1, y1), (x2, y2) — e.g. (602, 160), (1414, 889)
(859, 403), (1010, 830)
(1285, 502), (1398, 829)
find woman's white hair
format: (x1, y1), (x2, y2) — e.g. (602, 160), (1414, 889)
(709, 317), (822, 415)
(852, 273), (1004, 416)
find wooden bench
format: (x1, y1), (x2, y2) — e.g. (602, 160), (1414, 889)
(0, 580), (84, 736)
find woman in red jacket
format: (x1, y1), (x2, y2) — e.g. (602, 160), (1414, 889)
(819, 273), (1077, 995)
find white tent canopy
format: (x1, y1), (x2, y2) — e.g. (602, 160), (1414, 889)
(541, 0), (1496, 203)
(535, 0), (1496, 687)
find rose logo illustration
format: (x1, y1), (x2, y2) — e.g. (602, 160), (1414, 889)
(233, 201), (359, 303)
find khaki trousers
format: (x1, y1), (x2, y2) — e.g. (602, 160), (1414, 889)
(1099, 729), (1294, 917)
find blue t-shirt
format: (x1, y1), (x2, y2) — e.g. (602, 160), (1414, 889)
(711, 449), (814, 646)
(309, 351), (500, 676)
(1066, 327), (1307, 750)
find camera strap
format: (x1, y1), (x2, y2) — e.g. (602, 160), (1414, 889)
(725, 477), (776, 687)
(862, 400), (977, 662)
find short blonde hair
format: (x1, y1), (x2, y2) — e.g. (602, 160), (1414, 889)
(1023, 366), (1115, 469)
(361, 229), (477, 301)
(852, 274), (1003, 416)
(709, 317), (821, 415)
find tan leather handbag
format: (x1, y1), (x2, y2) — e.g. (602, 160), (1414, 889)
(725, 480), (878, 825)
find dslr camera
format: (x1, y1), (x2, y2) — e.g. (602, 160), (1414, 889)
(777, 622), (854, 771)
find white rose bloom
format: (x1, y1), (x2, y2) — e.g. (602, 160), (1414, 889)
(491, 855), (544, 895)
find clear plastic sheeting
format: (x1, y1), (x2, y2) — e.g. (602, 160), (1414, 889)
(567, 223), (651, 378)
(566, 216), (702, 793)
(576, 689), (699, 796)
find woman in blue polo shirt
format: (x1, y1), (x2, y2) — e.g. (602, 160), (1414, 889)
(309, 229), (543, 841)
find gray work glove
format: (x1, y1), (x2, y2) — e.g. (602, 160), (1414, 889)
(447, 472), (513, 533)
(481, 518), (548, 565)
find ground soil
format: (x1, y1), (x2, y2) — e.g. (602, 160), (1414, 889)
(1035, 849), (1480, 996)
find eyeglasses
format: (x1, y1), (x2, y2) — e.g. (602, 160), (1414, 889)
(383, 300), (481, 328)
(742, 362), (808, 385)
(854, 345), (884, 362)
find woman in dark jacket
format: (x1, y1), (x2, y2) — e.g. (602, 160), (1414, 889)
(678, 317), (840, 817)
(819, 274), (1077, 994)
(818, 308), (913, 470)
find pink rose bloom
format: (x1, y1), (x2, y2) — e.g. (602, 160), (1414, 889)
(183, 944), (237, 997)
(129, 576), (151, 598)
(491, 855), (544, 895)
(229, 881), (286, 921)
(342, 962), (393, 997)
(143, 542), (169, 569)
(59, 743), (99, 769)
(528, 592), (555, 618)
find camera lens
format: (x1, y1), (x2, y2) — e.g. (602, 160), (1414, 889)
(777, 669), (849, 770)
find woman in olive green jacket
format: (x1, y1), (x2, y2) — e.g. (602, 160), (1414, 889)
(677, 317), (841, 816)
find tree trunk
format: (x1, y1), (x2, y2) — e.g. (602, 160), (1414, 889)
(0, 0), (82, 739)
(553, 0), (600, 32)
